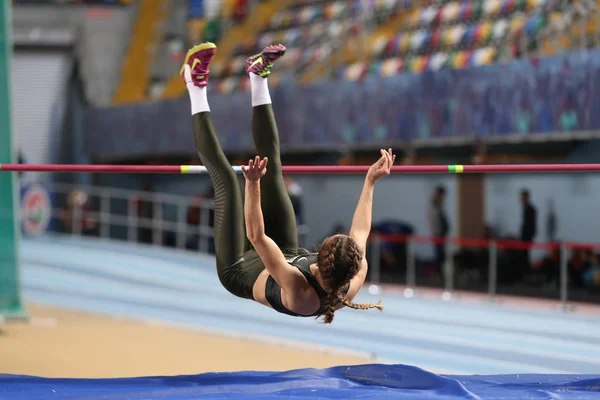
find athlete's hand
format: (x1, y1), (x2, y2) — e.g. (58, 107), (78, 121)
(366, 148), (396, 184)
(242, 156), (268, 182)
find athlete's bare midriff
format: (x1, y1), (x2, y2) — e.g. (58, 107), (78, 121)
(252, 264), (323, 315)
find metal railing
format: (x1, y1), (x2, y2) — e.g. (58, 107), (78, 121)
(22, 182), (598, 311)
(25, 182), (309, 252)
(368, 233), (600, 311)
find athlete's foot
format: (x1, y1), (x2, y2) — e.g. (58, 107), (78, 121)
(245, 44), (286, 78)
(180, 42), (217, 87)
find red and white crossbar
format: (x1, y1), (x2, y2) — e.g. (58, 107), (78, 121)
(2, 163), (600, 174)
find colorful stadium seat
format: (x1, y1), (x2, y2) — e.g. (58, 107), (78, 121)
(211, 0), (577, 90)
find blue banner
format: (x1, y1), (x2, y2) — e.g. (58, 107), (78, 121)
(2, 364), (600, 399)
(85, 50), (600, 159)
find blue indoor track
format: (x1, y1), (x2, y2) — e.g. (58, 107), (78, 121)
(6, 236), (600, 399)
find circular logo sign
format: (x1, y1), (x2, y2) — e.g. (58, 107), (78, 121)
(21, 184), (52, 236)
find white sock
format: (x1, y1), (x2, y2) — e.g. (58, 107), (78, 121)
(250, 73), (271, 107)
(184, 65), (210, 115)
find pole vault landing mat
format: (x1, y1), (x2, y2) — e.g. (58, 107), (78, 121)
(2, 364), (599, 400)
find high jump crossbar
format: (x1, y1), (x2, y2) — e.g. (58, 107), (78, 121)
(2, 163), (600, 174)
(2, 164), (600, 174)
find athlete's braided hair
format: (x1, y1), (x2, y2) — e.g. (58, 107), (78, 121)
(317, 235), (383, 324)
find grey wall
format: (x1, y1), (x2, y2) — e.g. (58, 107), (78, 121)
(12, 50), (73, 185)
(13, 4), (137, 106)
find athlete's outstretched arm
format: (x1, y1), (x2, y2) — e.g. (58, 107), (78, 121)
(349, 149), (396, 251)
(243, 156), (300, 291)
(243, 156), (269, 242)
(346, 149), (396, 300)
(348, 180), (375, 253)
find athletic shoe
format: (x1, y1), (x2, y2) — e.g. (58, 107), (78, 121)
(245, 44), (286, 78)
(180, 42), (217, 87)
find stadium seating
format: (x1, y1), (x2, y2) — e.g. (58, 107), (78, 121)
(211, 0), (403, 93)
(539, 0), (600, 56)
(113, 0), (596, 99)
(114, 0), (256, 103)
(202, 0), (588, 92)
(186, 0), (246, 47)
(159, 0), (286, 99)
(342, 0), (571, 80)
(112, 0), (168, 105)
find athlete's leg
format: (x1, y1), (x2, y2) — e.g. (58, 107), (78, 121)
(183, 43), (260, 299)
(245, 45), (298, 252)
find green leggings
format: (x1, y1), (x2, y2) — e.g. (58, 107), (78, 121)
(193, 105), (298, 299)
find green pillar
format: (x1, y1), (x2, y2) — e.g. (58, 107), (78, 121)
(0, 0), (26, 320)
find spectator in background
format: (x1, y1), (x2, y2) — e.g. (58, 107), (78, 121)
(583, 252), (600, 289)
(454, 225), (494, 284)
(569, 249), (594, 288)
(370, 219), (415, 280)
(428, 185), (449, 274)
(519, 189), (537, 270)
(532, 246), (561, 286)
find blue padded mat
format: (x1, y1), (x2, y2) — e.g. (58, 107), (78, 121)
(2, 364), (600, 400)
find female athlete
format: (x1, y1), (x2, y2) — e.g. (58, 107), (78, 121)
(181, 42), (396, 323)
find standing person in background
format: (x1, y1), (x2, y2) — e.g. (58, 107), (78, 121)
(520, 189), (537, 270)
(428, 186), (449, 275)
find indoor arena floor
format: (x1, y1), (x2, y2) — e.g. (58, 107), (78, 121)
(10, 236), (600, 377)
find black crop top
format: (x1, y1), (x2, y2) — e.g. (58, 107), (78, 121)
(265, 254), (349, 317)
